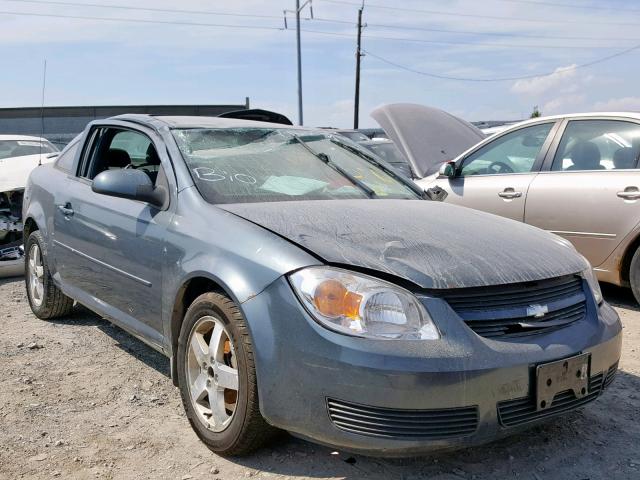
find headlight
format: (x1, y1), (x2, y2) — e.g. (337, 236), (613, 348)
(289, 267), (439, 340)
(582, 266), (603, 305)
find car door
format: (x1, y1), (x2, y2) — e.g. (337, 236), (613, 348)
(525, 118), (640, 268)
(427, 122), (558, 221)
(52, 124), (174, 348)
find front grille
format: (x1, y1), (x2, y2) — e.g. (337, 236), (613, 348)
(440, 275), (586, 339)
(498, 364), (617, 428)
(327, 398), (479, 439)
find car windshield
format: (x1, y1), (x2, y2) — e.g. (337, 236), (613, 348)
(362, 141), (413, 176)
(0, 140), (57, 160)
(172, 128), (419, 204)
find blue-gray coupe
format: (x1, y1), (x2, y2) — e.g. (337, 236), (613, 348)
(22, 115), (622, 456)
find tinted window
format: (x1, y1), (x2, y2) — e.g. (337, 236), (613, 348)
(172, 128), (419, 204)
(552, 120), (640, 171)
(460, 123), (553, 176)
(54, 140), (80, 173)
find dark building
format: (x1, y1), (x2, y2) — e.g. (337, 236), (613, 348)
(0, 101), (249, 147)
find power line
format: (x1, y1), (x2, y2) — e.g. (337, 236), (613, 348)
(0, 0), (282, 19)
(498, 0), (640, 13)
(311, 16), (640, 43)
(320, 0), (640, 27)
(0, 10), (285, 30)
(0, 9), (625, 50)
(300, 28), (628, 50)
(362, 41), (640, 82)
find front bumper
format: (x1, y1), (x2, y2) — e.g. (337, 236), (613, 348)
(242, 276), (622, 456)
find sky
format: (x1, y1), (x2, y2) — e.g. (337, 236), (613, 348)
(0, 0), (639, 127)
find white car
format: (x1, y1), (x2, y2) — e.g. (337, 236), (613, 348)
(0, 135), (58, 277)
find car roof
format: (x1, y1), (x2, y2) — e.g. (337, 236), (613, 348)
(505, 111), (640, 129)
(111, 114), (303, 130)
(0, 134), (48, 141)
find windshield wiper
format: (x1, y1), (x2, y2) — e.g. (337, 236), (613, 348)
(290, 134), (377, 198)
(329, 137), (428, 200)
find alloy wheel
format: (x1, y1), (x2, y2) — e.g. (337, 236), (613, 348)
(186, 315), (239, 432)
(27, 244), (45, 307)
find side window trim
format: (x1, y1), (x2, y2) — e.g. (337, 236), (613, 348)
(76, 127), (103, 179)
(457, 120), (559, 177)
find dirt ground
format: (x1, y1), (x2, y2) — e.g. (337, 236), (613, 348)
(1, 277), (639, 480)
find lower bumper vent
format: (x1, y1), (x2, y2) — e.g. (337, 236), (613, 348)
(498, 364), (617, 428)
(327, 398), (479, 439)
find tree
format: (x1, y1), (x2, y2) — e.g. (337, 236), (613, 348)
(530, 106), (541, 118)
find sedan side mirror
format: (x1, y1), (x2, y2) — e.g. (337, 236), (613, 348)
(439, 161), (457, 178)
(92, 169), (166, 207)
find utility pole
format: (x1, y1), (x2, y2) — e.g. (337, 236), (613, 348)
(284, 1), (313, 126)
(353, 3), (365, 129)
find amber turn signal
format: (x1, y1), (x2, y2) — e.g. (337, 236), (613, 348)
(313, 279), (362, 319)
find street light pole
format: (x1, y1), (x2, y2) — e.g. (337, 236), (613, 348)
(284, 1), (313, 126)
(353, 5), (364, 129)
(296, 0), (303, 126)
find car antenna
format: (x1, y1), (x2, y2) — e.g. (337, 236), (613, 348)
(38, 59), (47, 166)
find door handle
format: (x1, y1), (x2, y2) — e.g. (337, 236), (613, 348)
(617, 187), (640, 200)
(57, 204), (74, 216)
(498, 188), (523, 199)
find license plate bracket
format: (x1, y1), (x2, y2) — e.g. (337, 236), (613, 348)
(535, 353), (590, 412)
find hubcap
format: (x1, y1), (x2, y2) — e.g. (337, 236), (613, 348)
(186, 316), (239, 432)
(27, 244), (45, 307)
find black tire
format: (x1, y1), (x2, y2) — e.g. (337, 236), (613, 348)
(24, 230), (74, 319)
(176, 292), (278, 456)
(630, 246), (640, 304)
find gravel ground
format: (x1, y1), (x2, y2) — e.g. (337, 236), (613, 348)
(0, 277), (639, 480)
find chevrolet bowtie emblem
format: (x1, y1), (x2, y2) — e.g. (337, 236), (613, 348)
(527, 304), (548, 318)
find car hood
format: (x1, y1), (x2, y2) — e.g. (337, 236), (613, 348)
(371, 103), (484, 178)
(220, 200), (587, 289)
(0, 154), (54, 191)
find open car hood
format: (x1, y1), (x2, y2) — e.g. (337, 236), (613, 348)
(371, 103), (484, 178)
(220, 200), (587, 290)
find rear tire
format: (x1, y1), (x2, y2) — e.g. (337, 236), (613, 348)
(629, 246), (640, 304)
(25, 230), (74, 319)
(176, 292), (278, 456)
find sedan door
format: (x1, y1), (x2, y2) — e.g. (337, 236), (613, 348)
(525, 118), (640, 268)
(52, 125), (173, 348)
(427, 122), (558, 221)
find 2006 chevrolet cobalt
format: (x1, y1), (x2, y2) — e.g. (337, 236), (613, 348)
(22, 115), (621, 456)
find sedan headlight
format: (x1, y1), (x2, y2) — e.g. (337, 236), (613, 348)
(582, 267), (603, 305)
(289, 267), (439, 340)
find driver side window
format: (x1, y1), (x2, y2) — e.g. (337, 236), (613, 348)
(82, 128), (162, 186)
(460, 123), (554, 176)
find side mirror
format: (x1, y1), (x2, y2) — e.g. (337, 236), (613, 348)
(92, 169), (166, 207)
(439, 161), (457, 178)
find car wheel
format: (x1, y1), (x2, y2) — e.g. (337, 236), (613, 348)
(630, 246), (640, 304)
(25, 230), (74, 319)
(177, 292), (278, 455)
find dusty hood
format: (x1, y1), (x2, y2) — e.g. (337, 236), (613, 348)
(220, 200), (587, 289)
(371, 103), (484, 178)
(0, 154), (54, 191)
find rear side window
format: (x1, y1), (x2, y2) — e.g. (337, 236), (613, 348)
(54, 140), (80, 173)
(460, 123), (553, 176)
(552, 120), (640, 171)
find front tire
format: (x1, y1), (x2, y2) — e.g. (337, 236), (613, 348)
(629, 246), (640, 304)
(25, 230), (74, 319)
(177, 292), (277, 456)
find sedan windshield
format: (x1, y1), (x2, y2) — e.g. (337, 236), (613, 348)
(0, 140), (57, 160)
(172, 128), (419, 204)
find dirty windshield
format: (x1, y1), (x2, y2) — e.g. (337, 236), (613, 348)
(0, 140), (57, 160)
(172, 128), (419, 204)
